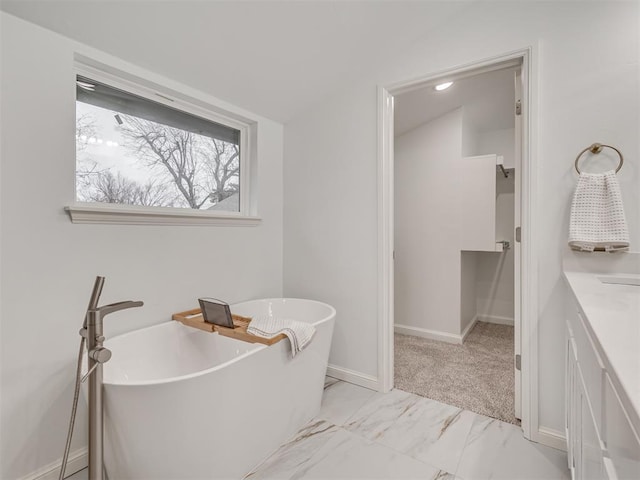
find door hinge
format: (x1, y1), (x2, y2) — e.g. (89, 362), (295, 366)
(515, 226), (521, 243)
(515, 354), (521, 371)
(515, 100), (522, 116)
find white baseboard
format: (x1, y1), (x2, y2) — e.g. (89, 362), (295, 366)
(20, 447), (87, 480)
(460, 315), (479, 342)
(326, 364), (379, 391)
(394, 316), (513, 346)
(477, 314), (515, 326)
(536, 426), (567, 452)
(394, 324), (462, 344)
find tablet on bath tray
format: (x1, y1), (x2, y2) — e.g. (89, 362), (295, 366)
(198, 297), (235, 328)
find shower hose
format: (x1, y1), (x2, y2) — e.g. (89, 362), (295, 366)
(58, 334), (86, 480)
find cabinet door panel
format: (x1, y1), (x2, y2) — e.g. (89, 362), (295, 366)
(573, 309), (605, 433)
(566, 330), (576, 472)
(578, 366), (605, 479)
(567, 336), (580, 477)
(603, 374), (640, 479)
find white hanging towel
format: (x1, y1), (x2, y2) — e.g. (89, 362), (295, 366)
(569, 170), (629, 252)
(247, 316), (316, 357)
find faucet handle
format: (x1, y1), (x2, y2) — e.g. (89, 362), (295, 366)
(82, 347), (112, 383)
(89, 346), (112, 364)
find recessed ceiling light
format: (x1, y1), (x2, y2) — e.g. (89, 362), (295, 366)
(434, 81), (453, 91)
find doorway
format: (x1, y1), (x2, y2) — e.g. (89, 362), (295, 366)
(377, 49), (535, 439)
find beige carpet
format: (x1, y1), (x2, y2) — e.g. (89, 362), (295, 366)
(394, 322), (518, 424)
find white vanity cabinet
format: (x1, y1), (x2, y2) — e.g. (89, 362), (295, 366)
(565, 289), (640, 480)
(565, 316), (605, 479)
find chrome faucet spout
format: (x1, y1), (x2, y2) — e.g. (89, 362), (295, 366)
(90, 300), (144, 319)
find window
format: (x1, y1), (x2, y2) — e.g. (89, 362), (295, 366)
(69, 63), (257, 225)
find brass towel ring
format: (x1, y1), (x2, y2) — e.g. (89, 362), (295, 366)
(575, 143), (623, 174)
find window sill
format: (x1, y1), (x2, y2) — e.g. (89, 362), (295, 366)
(65, 203), (261, 226)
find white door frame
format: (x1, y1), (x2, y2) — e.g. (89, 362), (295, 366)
(377, 47), (539, 442)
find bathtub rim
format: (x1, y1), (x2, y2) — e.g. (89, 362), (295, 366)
(230, 297), (337, 327)
(100, 321), (265, 387)
(102, 297), (335, 387)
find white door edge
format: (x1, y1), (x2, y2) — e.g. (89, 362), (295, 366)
(514, 67), (523, 421)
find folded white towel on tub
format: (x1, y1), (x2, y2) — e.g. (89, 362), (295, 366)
(247, 316), (316, 357)
(569, 170), (629, 252)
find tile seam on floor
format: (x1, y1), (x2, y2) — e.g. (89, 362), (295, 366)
(451, 413), (499, 478)
(328, 385), (378, 427)
(343, 389), (465, 478)
(363, 434), (456, 479)
(286, 425), (451, 480)
(284, 425), (350, 480)
(244, 418), (340, 479)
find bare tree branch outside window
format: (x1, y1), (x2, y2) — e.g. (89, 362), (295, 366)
(75, 107), (241, 211)
(76, 113), (106, 193)
(83, 171), (176, 207)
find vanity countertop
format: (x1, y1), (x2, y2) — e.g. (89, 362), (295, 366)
(563, 270), (640, 429)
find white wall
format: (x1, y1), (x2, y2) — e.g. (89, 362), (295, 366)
(283, 1), (639, 439)
(476, 250), (515, 323)
(0, 13), (284, 480)
(461, 110), (478, 157)
(477, 128), (516, 169)
(394, 109), (463, 337)
(477, 174), (515, 323)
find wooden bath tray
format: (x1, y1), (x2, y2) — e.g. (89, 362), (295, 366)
(172, 308), (286, 346)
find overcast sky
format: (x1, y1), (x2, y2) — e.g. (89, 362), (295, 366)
(77, 101), (154, 184)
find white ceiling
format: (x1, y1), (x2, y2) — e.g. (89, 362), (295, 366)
(0, 0), (474, 123)
(394, 67), (517, 137)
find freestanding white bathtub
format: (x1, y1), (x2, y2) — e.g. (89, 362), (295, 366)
(100, 298), (335, 479)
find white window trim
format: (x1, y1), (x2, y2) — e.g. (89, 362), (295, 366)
(65, 202), (260, 226)
(68, 59), (259, 226)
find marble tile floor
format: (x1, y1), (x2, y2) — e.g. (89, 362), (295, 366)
(67, 378), (569, 480)
(246, 379), (569, 480)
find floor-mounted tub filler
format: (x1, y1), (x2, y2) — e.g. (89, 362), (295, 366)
(59, 276), (144, 480)
(61, 282), (336, 480)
